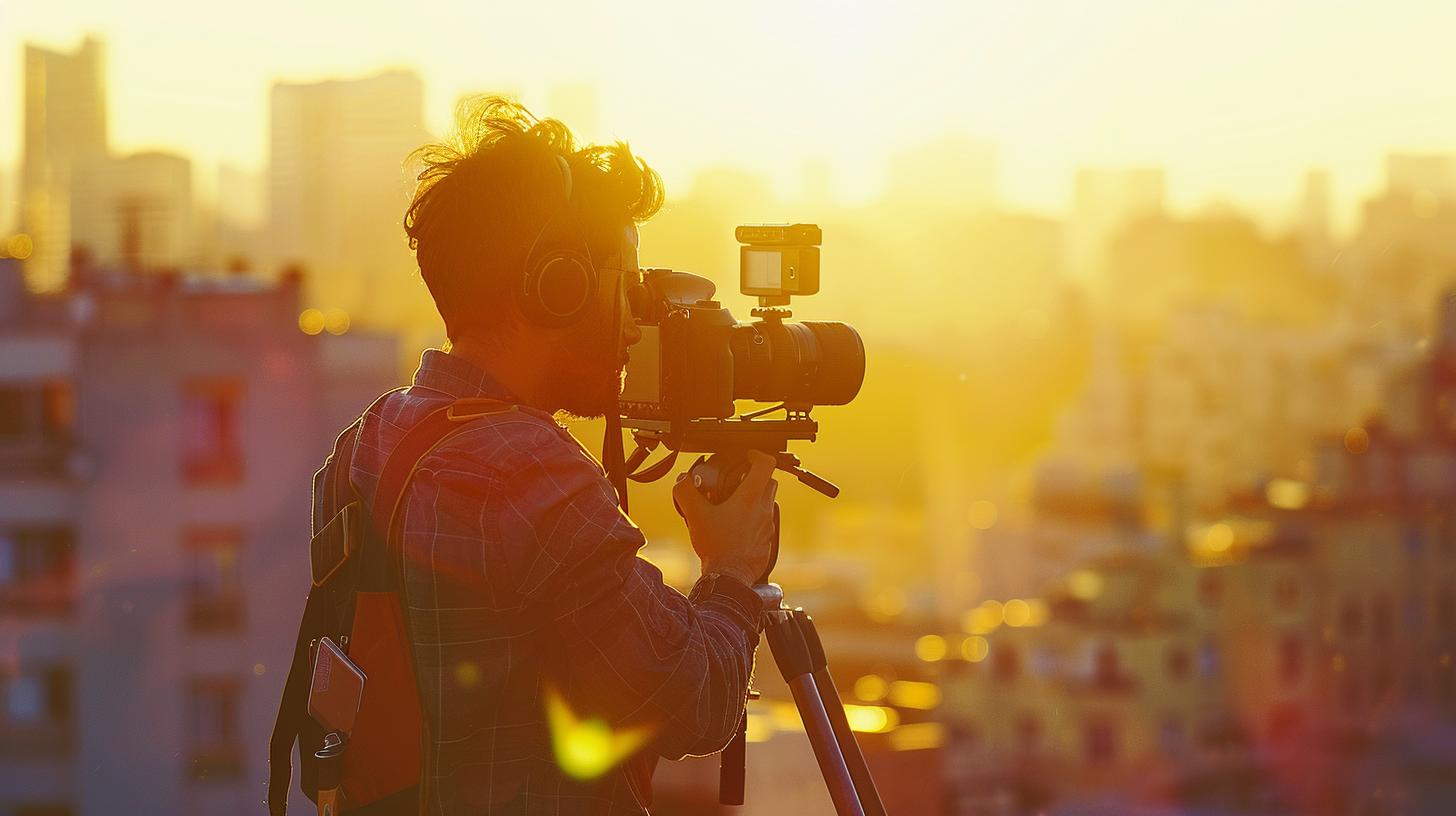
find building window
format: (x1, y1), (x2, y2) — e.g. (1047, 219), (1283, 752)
(187, 677), (243, 780)
(181, 379), (244, 484)
(1085, 720), (1118, 763)
(0, 527), (76, 616)
(185, 528), (244, 633)
(1166, 645), (1191, 681)
(1279, 634), (1303, 686)
(0, 665), (72, 755)
(0, 382), (74, 441)
(40, 381), (76, 440)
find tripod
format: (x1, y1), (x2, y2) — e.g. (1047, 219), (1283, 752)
(602, 435), (886, 815)
(718, 583), (888, 816)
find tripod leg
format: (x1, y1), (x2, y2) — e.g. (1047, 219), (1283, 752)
(795, 610), (888, 816)
(719, 709), (747, 805)
(766, 613), (867, 816)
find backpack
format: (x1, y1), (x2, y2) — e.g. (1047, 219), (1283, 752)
(267, 395), (513, 815)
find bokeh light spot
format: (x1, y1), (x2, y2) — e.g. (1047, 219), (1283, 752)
(1344, 426), (1370, 454)
(961, 636), (989, 662)
(299, 308), (325, 335)
(915, 634), (947, 662)
(887, 680), (941, 709)
(1205, 523), (1234, 553)
(7, 234), (33, 260)
(1266, 478), (1310, 510)
(843, 704), (899, 733)
(853, 674), (888, 702)
(1003, 598), (1032, 627)
(324, 308), (351, 335)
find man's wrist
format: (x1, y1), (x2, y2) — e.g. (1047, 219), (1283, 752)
(700, 564), (759, 588)
(690, 570), (764, 633)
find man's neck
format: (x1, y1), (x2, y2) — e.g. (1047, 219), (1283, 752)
(447, 335), (555, 412)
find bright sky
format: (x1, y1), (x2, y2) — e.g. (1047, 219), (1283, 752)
(4, 0), (1456, 229)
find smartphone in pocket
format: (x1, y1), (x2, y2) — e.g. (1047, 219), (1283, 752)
(308, 636), (366, 736)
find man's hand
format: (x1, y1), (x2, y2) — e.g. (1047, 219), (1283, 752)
(673, 450), (778, 587)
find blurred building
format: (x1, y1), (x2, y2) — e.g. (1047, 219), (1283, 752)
(104, 152), (195, 272)
(939, 290), (1456, 814)
(885, 135), (997, 213)
(21, 36), (110, 292)
(1344, 152), (1456, 346)
(0, 258), (399, 816)
(1384, 153), (1456, 201)
(1067, 167), (1165, 283)
(1296, 168), (1334, 264)
(268, 68), (436, 352)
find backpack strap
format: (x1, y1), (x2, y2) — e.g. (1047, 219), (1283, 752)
(367, 397), (516, 560)
(266, 396), (513, 815)
(268, 415), (366, 816)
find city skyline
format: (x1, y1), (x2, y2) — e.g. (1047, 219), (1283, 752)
(6, 1), (1456, 233)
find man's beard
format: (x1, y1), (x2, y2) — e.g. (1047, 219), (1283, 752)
(542, 315), (626, 420)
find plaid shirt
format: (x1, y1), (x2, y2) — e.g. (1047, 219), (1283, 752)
(312, 349), (762, 815)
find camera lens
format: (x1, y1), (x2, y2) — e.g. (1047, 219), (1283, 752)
(731, 319), (864, 406)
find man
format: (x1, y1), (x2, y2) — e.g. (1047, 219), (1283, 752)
(317, 96), (776, 814)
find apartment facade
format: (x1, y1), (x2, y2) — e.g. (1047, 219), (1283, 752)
(0, 259), (398, 815)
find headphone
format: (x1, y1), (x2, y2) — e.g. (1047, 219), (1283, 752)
(517, 155), (598, 328)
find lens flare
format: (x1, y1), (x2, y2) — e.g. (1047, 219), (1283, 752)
(545, 684), (656, 780)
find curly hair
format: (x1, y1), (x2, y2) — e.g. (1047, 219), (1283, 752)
(403, 95), (664, 341)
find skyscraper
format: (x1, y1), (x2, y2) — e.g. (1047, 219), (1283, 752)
(21, 35), (110, 291)
(268, 69), (432, 336)
(106, 152), (194, 272)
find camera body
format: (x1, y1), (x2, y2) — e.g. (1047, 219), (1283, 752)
(618, 224), (863, 454)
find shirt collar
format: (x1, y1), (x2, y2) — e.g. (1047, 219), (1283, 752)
(410, 348), (522, 403)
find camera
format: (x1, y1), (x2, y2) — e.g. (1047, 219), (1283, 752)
(616, 224), (863, 497)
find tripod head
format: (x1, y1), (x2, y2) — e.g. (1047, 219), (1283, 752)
(619, 408), (841, 497)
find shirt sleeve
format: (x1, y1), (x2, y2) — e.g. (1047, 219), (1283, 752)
(491, 428), (764, 760)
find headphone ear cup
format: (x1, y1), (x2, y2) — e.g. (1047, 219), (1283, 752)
(519, 248), (597, 328)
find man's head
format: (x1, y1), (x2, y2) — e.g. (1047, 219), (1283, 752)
(403, 96), (663, 418)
